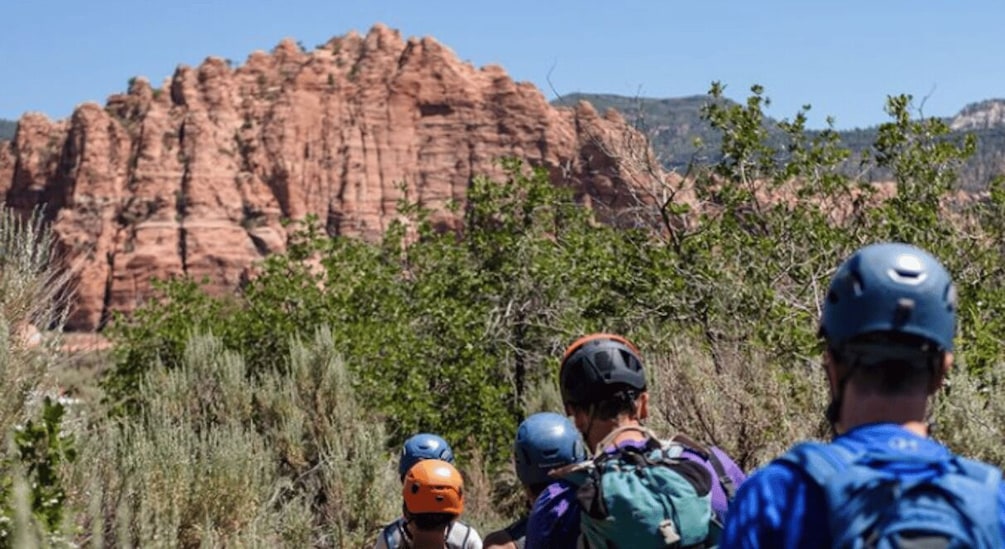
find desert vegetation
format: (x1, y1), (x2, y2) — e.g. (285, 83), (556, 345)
(2, 84), (1005, 547)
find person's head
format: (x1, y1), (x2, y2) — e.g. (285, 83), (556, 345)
(402, 459), (464, 534)
(559, 333), (649, 446)
(513, 412), (588, 498)
(399, 433), (455, 482)
(820, 242), (956, 429)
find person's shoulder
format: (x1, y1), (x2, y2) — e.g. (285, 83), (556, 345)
(729, 453), (823, 525)
(737, 458), (809, 498)
(449, 520), (484, 549)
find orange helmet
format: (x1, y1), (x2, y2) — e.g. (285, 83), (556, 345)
(402, 459), (464, 515)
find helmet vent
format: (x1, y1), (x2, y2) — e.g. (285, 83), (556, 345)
(851, 271), (865, 296)
(887, 254), (928, 286)
(596, 353), (613, 378)
(945, 284), (958, 311)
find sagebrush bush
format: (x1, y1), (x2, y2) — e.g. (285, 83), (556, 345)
(643, 335), (829, 471)
(0, 207), (70, 435)
(68, 330), (407, 547)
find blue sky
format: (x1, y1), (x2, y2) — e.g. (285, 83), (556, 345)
(2, 1), (1002, 129)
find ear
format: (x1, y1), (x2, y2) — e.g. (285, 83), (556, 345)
(929, 352), (953, 394)
(635, 392), (650, 421)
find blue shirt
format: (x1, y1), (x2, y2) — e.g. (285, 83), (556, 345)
(720, 423), (1005, 548)
(525, 438), (746, 549)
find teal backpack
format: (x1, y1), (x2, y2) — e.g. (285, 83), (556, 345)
(556, 426), (717, 548)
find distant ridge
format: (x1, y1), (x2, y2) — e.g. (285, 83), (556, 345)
(552, 93), (1005, 188)
(0, 119), (14, 141)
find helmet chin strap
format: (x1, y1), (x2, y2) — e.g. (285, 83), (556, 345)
(825, 354), (860, 438)
(825, 397), (842, 437)
(582, 403), (598, 452)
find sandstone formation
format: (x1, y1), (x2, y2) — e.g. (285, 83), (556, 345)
(2, 24), (662, 330)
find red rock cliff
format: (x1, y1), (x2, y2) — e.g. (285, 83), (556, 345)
(3, 24), (662, 330)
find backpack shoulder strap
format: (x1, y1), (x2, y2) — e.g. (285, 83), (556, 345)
(551, 459), (595, 489)
(776, 441), (860, 487)
(380, 518), (406, 549)
(671, 433), (738, 500)
(949, 456), (1004, 546)
(951, 455), (1002, 487)
(446, 521), (475, 549)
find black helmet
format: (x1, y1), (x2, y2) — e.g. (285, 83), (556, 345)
(559, 333), (646, 406)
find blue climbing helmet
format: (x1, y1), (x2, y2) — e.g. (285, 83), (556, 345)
(820, 242), (957, 352)
(514, 412), (587, 488)
(399, 433), (455, 480)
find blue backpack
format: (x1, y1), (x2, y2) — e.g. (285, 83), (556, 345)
(556, 426), (717, 548)
(779, 440), (1003, 548)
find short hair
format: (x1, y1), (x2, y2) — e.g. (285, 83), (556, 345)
(830, 332), (943, 396)
(566, 385), (642, 421)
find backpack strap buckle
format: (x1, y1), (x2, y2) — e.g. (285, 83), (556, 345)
(659, 519), (682, 546)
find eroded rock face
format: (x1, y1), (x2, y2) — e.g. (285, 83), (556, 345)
(4, 24), (662, 330)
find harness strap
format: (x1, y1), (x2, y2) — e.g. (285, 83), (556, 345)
(595, 424), (661, 454)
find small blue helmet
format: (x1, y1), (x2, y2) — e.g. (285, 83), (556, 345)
(399, 433), (454, 480)
(820, 242), (957, 351)
(514, 412), (588, 488)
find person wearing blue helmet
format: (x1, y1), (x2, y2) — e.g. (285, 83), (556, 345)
(483, 412), (587, 549)
(377, 433), (483, 549)
(722, 242), (1005, 548)
(398, 433), (456, 481)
